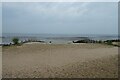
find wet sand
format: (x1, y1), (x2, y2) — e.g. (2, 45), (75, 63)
(2, 43), (118, 78)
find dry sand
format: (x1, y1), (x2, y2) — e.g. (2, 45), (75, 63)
(2, 43), (118, 78)
(0, 46), (2, 79)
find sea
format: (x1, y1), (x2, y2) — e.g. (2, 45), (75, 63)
(0, 33), (119, 44)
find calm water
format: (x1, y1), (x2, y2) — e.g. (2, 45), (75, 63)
(1, 33), (119, 44)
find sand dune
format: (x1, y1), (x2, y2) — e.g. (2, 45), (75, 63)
(2, 43), (118, 78)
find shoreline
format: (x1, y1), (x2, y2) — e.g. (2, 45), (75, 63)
(1, 35), (120, 45)
(1, 39), (120, 47)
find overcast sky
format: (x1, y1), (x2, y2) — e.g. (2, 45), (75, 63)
(2, 2), (118, 35)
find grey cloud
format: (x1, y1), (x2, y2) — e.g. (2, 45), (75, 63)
(2, 2), (118, 34)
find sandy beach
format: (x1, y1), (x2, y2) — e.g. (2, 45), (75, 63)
(2, 43), (118, 78)
(0, 46), (2, 79)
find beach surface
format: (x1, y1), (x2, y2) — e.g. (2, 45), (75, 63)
(2, 43), (118, 78)
(0, 46), (2, 79)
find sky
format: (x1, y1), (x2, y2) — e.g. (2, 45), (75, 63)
(0, 3), (2, 36)
(2, 2), (118, 35)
